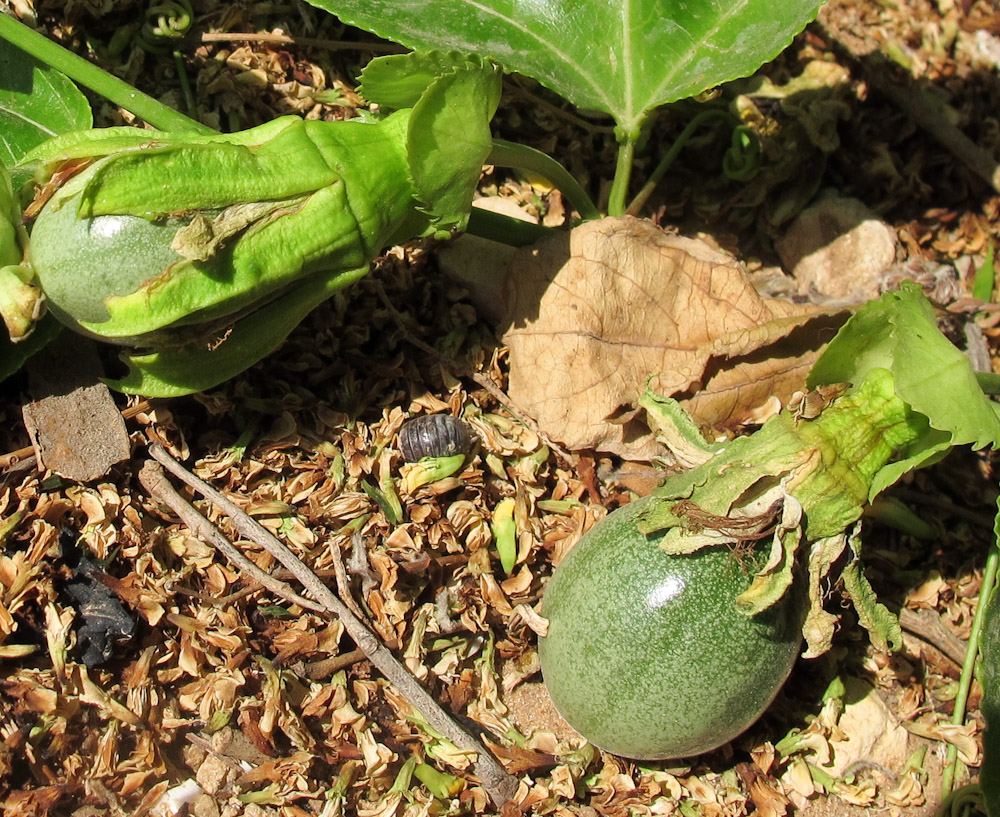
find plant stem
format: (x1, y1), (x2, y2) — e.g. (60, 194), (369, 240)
(941, 535), (1000, 796)
(0, 12), (211, 134)
(606, 138), (636, 217)
(487, 138), (600, 220)
(465, 206), (552, 246)
(626, 109), (735, 216)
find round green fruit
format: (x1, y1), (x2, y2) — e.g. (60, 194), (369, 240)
(538, 494), (807, 760)
(29, 195), (185, 337)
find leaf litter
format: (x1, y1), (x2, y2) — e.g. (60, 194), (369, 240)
(2, 0), (1000, 814)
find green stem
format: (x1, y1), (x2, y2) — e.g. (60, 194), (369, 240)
(172, 50), (198, 121)
(941, 537), (1000, 796)
(465, 207), (553, 247)
(626, 109), (736, 216)
(487, 139), (600, 221)
(0, 12), (211, 134)
(976, 371), (1000, 395)
(606, 138), (636, 218)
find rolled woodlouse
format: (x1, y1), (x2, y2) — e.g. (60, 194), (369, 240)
(399, 414), (473, 461)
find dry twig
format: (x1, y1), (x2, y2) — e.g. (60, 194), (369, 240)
(143, 444), (519, 808)
(819, 12), (1000, 194)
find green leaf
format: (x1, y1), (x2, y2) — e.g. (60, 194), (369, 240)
(305, 0), (823, 137)
(406, 60), (501, 234)
(359, 50), (478, 109)
(808, 283), (1000, 493)
(0, 36), (91, 169)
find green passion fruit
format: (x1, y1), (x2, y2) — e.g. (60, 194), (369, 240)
(28, 194), (187, 341)
(538, 494), (807, 760)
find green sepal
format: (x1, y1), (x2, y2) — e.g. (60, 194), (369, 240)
(640, 384), (723, 467)
(107, 265), (368, 396)
(18, 117), (294, 194)
(17, 126), (163, 181)
(801, 532), (849, 657)
(735, 494), (803, 615)
(840, 529), (902, 652)
(74, 118), (338, 218)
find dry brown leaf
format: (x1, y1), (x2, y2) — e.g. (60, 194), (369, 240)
(827, 677), (909, 776)
(500, 217), (847, 458)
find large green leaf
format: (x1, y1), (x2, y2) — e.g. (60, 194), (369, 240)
(305, 0), (823, 137)
(0, 36), (92, 168)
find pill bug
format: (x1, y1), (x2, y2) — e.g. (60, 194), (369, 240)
(399, 414), (473, 461)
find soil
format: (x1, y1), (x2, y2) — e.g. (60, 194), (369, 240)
(1, 0), (999, 815)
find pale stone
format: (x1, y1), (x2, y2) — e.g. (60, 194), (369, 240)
(777, 196), (898, 302)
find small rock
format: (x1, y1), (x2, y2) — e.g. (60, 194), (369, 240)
(776, 195), (898, 302)
(22, 335), (130, 481)
(195, 754), (233, 796)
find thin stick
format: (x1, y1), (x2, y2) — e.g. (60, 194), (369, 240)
(144, 445), (518, 807)
(301, 648), (368, 681)
(139, 462), (325, 614)
(327, 535), (369, 623)
(198, 31), (403, 53)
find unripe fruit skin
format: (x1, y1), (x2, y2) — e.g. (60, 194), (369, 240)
(538, 494), (806, 760)
(29, 200), (185, 338)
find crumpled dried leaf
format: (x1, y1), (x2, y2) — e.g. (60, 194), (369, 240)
(500, 217), (846, 458)
(827, 677), (910, 776)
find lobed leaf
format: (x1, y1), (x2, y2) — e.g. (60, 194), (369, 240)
(306, 0), (824, 137)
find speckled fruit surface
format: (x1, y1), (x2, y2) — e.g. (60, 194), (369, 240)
(30, 194), (184, 335)
(538, 494), (807, 760)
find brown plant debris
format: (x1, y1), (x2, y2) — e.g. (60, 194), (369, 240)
(500, 217), (847, 459)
